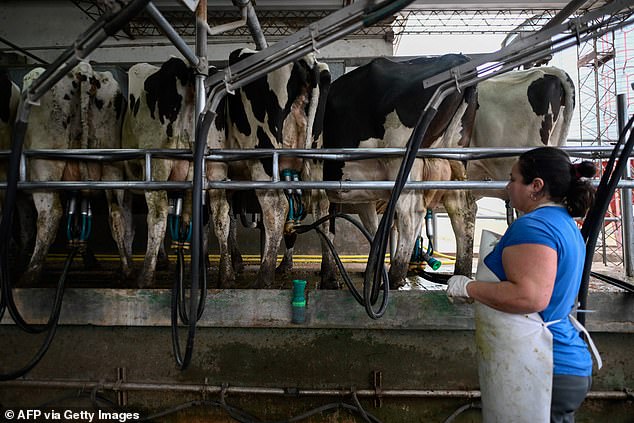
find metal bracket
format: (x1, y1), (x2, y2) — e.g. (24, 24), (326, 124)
(309, 24), (320, 55)
(372, 370), (383, 408)
(115, 367), (128, 407)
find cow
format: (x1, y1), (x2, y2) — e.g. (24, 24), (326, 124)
(467, 66), (575, 200)
(123, 57), (230, 288)
(19, 62), (132, 285)
(322, 54), (478, 289)
(218, 48), (334, 289)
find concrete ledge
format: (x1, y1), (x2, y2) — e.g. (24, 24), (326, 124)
(1, 289), (633, 331)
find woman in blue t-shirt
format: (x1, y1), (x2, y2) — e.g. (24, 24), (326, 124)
(447, 147), (597, 423)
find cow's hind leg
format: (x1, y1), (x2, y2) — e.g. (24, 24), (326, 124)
(105, 188), (134, 280)
(443, 189), (475, 277)
(208, 188), (235, 288)
(255, 190), (286, 288)
(21, 192), (63, 286)
(139, 190), (169, 288)
(389, 194), (423, 289)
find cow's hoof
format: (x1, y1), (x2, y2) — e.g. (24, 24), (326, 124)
(156, 258), (170, 271)
(253, 277), (273, 289)
(218, 279), (235, 289)
(389, 281), (406, 290)
(231, 256), (244, 275)
(17, 272), (40, 288)
(319, 278), (340, 290)
(275, 262), (292, 275)
(136, 278), (153, 289)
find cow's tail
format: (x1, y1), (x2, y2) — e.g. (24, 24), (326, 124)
(77, 62), (94, 180)
(302, 63), (322, 184)
(550, 67), (576, 147)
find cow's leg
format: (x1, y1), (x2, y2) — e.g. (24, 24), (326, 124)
(208, 187), (235, 288)
(21, 192), (63, 286)
(390, 193), (423, 289)
(276, 232), (296, 275)
(103, 163), (134, 280)
(443, 189), (475, 277)
(105, 188), (134, 280)
(445, 161), (476, 277)
(312, 189), (338, 289)
(139, 190), (169, 288)
(254, 190), (287, 288)
(357, 202), (380, 238)
(13, 192), (37, 274)
(228, 212), (244, 274)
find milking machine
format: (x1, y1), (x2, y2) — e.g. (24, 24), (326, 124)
(410, 209), (442, 272)
(66, 192), (93, 249)
(282, 168), (306, 233)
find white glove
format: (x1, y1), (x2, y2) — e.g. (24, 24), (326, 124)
(446, 275), (474, 304)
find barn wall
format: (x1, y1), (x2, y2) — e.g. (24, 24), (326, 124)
(1, 290), (633, 422)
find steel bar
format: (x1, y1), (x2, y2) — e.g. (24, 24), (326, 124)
(3, 146), (633, 162)
(617, 94), (633, 276)
(0, 378), (630, 400)
(145, 2), (199, 68)
(3, 179), (633, 192)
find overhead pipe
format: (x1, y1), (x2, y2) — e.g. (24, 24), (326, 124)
(145, 3), (200, 69)
(233, 0), (268, 50)
(206, 5), (247, 35)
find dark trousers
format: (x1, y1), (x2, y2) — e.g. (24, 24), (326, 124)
(551, 374), (592, 423)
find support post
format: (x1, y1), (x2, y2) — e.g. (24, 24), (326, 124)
(617, 94), (633, 276)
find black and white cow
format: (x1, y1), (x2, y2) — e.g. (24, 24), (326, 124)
(323, 55), (478, 289)
(467, 66), (575, 200)
(220, 48), (333, 288)
(124, 57), (229, 288)
(20, 62), (132, 285)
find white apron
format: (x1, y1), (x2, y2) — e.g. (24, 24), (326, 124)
(475, 230), (602, 423)
(476, 229), (556, 423)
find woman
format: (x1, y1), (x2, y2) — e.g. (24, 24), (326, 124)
(447, 147), (599, 423)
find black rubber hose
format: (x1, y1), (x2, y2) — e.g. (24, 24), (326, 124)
(0, 248), (77, 381)
(175, 246), (206, 325)
(363, 106), (438, 318)
(578, 115), (634, 325)
(295, 212), (389, 307)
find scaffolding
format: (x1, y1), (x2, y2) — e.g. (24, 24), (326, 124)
(577, 23), (633, 269)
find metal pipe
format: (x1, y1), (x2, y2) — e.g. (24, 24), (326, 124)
(4, 146), (633, 162)
(617, 94), (633, 276)
(233, 0), (267, 50)
(3, 179), (634, 192)
(0, 379), (630, 400)
(206, 6), (247, 35)
(145, 3), (199, 68)
(272, 151), (279, 181)
(245, 1), (267, 50)
(144, 152), (152, 182)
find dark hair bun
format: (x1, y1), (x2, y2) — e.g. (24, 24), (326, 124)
(576, 161), (596, 178)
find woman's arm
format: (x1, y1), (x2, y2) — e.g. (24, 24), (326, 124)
(467, 243), (557, 313)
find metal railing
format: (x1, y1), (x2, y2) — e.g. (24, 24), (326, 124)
(1, 145), (632, 191)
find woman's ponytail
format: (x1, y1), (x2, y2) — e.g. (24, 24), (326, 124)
(565, 161), (596, 217)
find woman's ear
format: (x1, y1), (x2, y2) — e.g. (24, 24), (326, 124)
(531, 177), (545, 194)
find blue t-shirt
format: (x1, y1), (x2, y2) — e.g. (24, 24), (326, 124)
(483, 206), (593, 376)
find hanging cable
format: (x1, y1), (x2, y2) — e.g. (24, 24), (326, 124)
(0, 248), (77, 381)
(578, 115), (634, 325)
